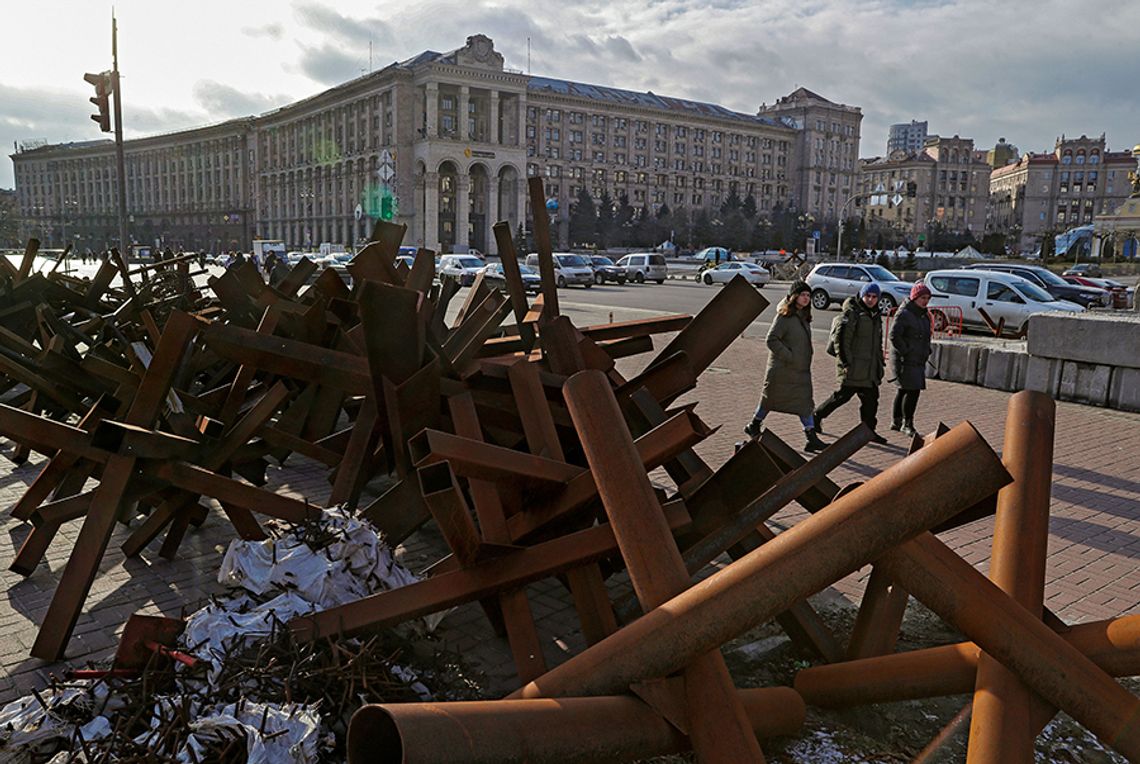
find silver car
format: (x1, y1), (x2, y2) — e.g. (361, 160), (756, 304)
(806, 263), (915, 311)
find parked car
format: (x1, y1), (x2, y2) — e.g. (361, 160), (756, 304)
(1064, 275), (1134, 309)
(523, 252), (595, 288)
(701, 261), (770, 286)
(962, 263), (1109, 308)
(1062, 263), (1102, 278)
(438, 254), (487, 286)
(588, 256), (627, 285)
(478, 262), (542, 293)
(615, 252), (668, 283)
(924, 269), (1084, 335)
(806, 263), (915, 311)
(396, 255), (416, 270)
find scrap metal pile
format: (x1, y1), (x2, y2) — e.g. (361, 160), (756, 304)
(1, 177), (1138, 762)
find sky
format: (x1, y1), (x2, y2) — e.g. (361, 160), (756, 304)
(2, 0), (1139, 189)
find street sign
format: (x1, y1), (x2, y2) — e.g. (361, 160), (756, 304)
(812, 230), (821, 240)
(378, 164), (395, 184)
(894, 180), (906, 192)
(891, 193), (904, 207)
(354, 204), (363, 222)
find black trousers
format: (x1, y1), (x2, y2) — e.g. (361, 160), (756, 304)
(892, 389), (921, 424)
(815, 384), (880, 430)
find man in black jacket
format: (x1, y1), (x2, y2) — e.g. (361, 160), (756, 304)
(813, 282), (887, 444)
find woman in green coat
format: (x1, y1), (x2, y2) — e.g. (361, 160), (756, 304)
(744, 281), (828, 452)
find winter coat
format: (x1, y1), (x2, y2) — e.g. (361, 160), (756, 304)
(889, 299), (932, 390)
(760, 302), (815, 416)
(835, 297), (884, 388)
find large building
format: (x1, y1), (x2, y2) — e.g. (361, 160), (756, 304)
(887, 120), (928, 154)
(987, 134), (1135, 254)
(858, 135), (991, 246)
(11, 35), (862, 254)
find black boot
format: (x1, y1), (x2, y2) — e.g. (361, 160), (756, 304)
(900, 421), (918, 438)
(889, 420), (902, 432)
(811, 412), (824, 435)
(744, 419), (763, 439)
(804, 428), (826, 453)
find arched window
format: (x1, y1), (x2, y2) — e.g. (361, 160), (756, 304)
(1076, 150), (1086, 165)
(1089, 150), (1100, 164)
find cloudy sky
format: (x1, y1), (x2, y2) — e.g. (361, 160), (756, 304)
(3, 0), (1138, 188)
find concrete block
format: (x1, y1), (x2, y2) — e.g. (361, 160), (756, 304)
(925, 343), (942, 380)
(1024, 356), (1063, 396)
(1108, 367), (1140, 412)
(981, 347), (1028, 392)
(937, 341), (980, 384)
(1027, 312), (1140, 369)
(1058, 361), (1111, 407)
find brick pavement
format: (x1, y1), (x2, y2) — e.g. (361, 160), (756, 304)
(1, 326), (1138, 705)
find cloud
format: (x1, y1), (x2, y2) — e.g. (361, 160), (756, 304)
(298, 44), (366, 85)
(293, 1), (393, 47)
(241, 22), (284, 39)
(192, 80), (293, 117)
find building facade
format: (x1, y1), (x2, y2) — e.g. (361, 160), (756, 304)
(987, 134), (1135, 254)
(858, 135), (991, 246)
(11, 35), (863, 254)
(887, 120), (928, 155)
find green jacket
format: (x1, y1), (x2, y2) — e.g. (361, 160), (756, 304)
(760, 302), (815, 416)
(834, 296), (884, 388)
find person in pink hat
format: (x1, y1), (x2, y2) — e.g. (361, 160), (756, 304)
(888, 282), (933, 436)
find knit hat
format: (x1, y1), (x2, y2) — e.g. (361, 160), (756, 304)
(859, 282), (881, 299)
(788, 280), (811, 298)
(910, 283), (932, 300)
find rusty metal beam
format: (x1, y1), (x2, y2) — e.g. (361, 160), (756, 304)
(491, 222), (536, 350)
(508, 422), (1008, 701)
(527, 176), (559, 319)
(346, 686), (805, 764)
(409, 429), (583, 487)
(967, 390), (1056, 763)
(291, 501), (693, 642)
(562, 369), (766, 762)
(879, 533), (1140, 761)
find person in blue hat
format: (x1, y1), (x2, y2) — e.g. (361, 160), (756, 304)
(812, 281), (888, 443)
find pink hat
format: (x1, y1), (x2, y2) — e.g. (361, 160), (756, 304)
(910, 283), (932, 300)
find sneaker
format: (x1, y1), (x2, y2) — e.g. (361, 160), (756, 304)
(804, 428), (827, 453)
(900, 423), (918, 438)
(889, 421), (902, 432)
(869, 432), (888, 445)
(743, 419), (762, 439)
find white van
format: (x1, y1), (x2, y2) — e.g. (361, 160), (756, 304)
(524, 252), (595, 288)
(616, 253), (668, 284)
(924, 268), (1084, 336)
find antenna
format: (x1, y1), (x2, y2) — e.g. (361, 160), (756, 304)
(369, 39), (373, 73)
(527, 37), (531, 74)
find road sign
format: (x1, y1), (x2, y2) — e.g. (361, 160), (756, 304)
(812, 230), (821, 240)
(891, 193), (904, 207)
(378, 164), (395, 184)
(894, 180), (906, 192)
(354, 204), (363, 222)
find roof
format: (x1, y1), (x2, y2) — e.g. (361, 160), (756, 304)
(527, 76), (783, 128)
(782, 87), (835, 104)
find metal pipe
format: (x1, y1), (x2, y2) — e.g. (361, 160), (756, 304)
(347, 687), (805, 764)
(967, 391), (1055, 764)
(879, 534), (1140, 761)
(795, 614), (1140, 708)
(509, 421), (1009, 701)
(562, 370), (764, 762)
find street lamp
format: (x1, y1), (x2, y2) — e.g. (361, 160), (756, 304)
(835, 191), (869, 262)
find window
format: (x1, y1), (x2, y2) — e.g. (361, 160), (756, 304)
(930, 276), (980, 297)
(987, 283), (1021, 303)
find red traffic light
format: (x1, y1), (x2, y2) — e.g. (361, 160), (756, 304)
(84, 72), (112, 133)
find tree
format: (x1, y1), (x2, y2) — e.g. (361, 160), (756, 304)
(741, 194), (758, 221)
(596, 191), (615, 249)
(634, 204), (657, 247)
(722, 210), (748, 252)
(875, 251), (890, 268)
(979, 232), (1006, 257)
(720, 189), (742, 216)
(692, 207), (714, 248)
(614, 193), (635, 247)
(0, 197), (18, 247)
(512, 222), (530, 257)
(568, 188), (597, 247)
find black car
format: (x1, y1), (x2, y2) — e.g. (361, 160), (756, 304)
(589, 256), (627, 285)
(963, 263), (1109, 308)
(479, 262), (541, 294)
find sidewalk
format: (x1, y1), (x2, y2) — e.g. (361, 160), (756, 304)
(1, 332), (1137, 704)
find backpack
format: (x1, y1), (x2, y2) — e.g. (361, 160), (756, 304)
(825, 313), (845, 357)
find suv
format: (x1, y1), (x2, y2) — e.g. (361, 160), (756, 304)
(524, 252), (595, 288)
(1062, 263), (1102, 278)
(925, 269), (1084, 335)
(806, 263), (915, 311)
(963, 263), (1109, 308)
(616, 253), (668, 283)
(438, 254), (486, 287)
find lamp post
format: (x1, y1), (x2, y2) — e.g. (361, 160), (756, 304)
(836, 191), (869, 262)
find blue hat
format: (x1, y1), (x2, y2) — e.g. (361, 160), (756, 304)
(860, 282), (881, 298)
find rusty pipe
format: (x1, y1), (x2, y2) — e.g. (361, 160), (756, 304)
(795, 614), (1140, 708)
(509, 421), (1009, 701)
(879, 534), (1140, 761)
(968, 390), (1055, 764)
(562, 369), (764, 763)
(347, 687), (805, 764)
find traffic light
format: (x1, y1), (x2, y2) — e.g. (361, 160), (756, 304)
(906, 181), (918, 198)
(379, 190), (395, 221)
(84, 72), (112, 133)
